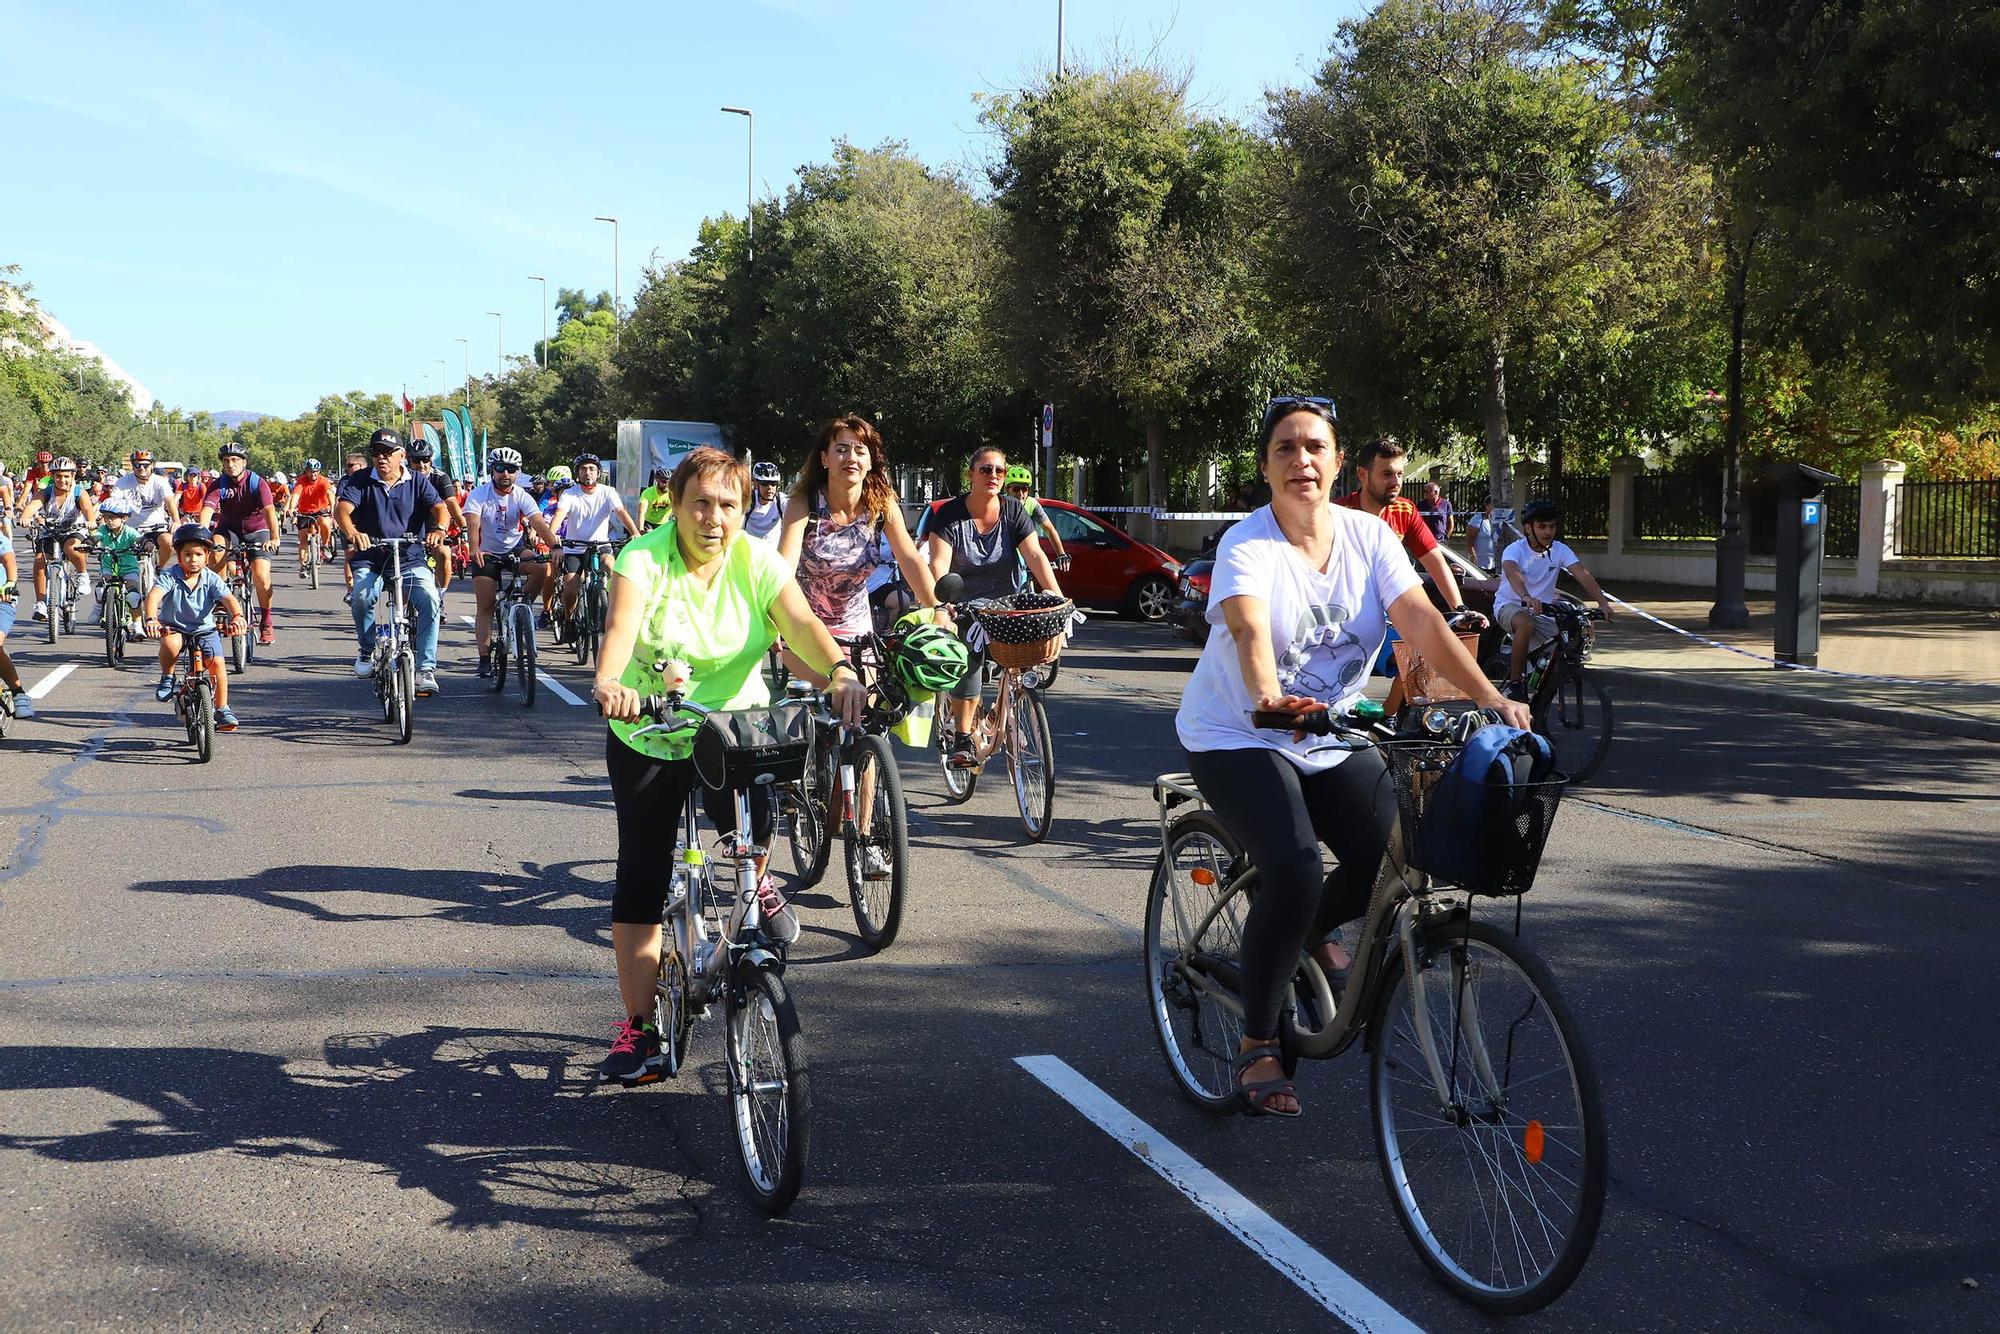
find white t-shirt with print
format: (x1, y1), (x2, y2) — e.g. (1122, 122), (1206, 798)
(1176, 504), (1420, 773)
(464, 481), (543, 556)
(113, 472), (176, 529)
(1497, 537), (1578, 608)
(558, 485), (621, 545)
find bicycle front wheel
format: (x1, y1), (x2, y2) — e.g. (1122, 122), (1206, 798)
(726, 964), (810, 1216)
(489, 611), (509, 694)
(46, 572), (62, 644)
(1143, 810), (1249, 1113)
(845, 733), (909, 951)
(393, 651), (415, 744)
(1007, 683), (1055, 841)
(102, 600), (122, 668)
(1369, 918), (1607, 1315)
(307, 534), (321, 588)
(191, 682), (215, 764)
(513, 604), (538, 707)
(1537, 670), (1613, 785)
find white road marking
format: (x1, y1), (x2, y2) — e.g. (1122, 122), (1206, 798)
(27, 664), (76, 699)
(459, 614), (587, 706)
(1014, 1055), (1425, 1334)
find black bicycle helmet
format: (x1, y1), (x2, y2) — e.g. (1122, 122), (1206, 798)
(572, 451), (602, 470)
(1521, 498), (1561, 524)
(219, 441), (248, 460)
(409, 438), (435, 462)
(172, 523), (214, 551)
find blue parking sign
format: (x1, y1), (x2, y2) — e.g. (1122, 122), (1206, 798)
(1802, 501), (1822, 525)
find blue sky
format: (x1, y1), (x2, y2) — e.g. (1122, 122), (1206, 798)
(2, 0), (1362, 417)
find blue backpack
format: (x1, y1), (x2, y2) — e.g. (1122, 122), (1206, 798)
(1410, 725), (1558, 894)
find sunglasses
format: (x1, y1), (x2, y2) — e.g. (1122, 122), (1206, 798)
(1261, 395), (1338, 429)
(973, 464), (1008, 476)
(490, 465), (520, 475)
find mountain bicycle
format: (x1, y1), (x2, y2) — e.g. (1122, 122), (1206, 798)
(933, 593), (1067, 842)
(365, 537), (424, 744)
(619, 684), (813, 1215)
(95, 567), (143, 670)
(160, 620), (223, 763)
(560, 540), (619, 667)
(770, 644), (914, 951)
(33, 524), (85, 645)
(1485, 599), (1613, 784)
(486, 552), (544, 708)
(297, 511), (329, 588)
(218, 535), (266, 674)
(1144, 707), (1605, 1315)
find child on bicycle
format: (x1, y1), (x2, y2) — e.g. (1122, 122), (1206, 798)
(92, 498), (147, 634)
(1496, 498), (1612, 701)
(143, 524), (247, 732)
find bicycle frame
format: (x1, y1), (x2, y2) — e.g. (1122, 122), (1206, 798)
(1151, 769), (1478, 1109)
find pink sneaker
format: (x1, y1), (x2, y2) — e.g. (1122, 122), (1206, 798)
(755, 874), (801, 945)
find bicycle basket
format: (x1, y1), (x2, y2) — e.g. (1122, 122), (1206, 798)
(1387, 733), (1566, 897)
(973, 592), (1072, 670)
(692, 706), (812, 791)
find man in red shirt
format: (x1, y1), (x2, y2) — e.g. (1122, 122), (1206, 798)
(23, 451), (54, 492)
(1335, 436), (1474, 615)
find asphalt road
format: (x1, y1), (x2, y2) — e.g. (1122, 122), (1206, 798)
(2, 573), (1996, 1332)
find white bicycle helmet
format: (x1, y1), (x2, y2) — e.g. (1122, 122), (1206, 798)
(100, 497), (134, 518)
(488, 446), (524, 470)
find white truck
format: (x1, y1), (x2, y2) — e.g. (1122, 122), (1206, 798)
(613, 419), (730, 515)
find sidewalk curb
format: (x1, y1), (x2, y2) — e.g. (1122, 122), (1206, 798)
(1595, 666), (2000, 744)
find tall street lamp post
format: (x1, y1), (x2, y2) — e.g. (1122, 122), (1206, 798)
(486, 311), (504, 378)
(721, 106), (753, 263)
(454, 338), (471, 409)
(528, 275), (548, 368)
(1057, 1), (1066, 77)
(594, 216), (620, 347)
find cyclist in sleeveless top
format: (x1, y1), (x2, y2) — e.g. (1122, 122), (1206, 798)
(1174, 398), (1527, 1118)
(20, 456), (97, 622)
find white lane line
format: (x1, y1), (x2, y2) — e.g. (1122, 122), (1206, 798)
(1014, 1055), (1425, 1334)
(27, 664), (77, 699)
(459, 614), (587, 706)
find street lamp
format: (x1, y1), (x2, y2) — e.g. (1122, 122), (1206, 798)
(528, 275), (548, 368)
(1057, 1), (1067, 77)
(594, 216), (620, 346)
(486, 311), (504, 378)
(454, 337), (470, 409)
(720, 107), (754, 264)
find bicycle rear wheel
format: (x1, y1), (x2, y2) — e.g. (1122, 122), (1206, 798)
(584, 583), (605, 665)
(726, 964), (810, 1216)
(1144, 810), (1250, 1113)
(1536, 670), (1613, 785)
(844, 733), (909, 951)
(1007, 684), (1055, 841)
(513, 604), (537, 707)
(1369, 918), (1607, 1315)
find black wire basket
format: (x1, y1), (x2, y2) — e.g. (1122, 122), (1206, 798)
(1385, 741), (1568, 897)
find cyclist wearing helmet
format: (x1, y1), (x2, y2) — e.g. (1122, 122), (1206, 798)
(113, 448), (180, 569)
(24, 450), (55, 493)
(91, 496), (147, 634)
(635, 465), (673, 533)
(745, 460), (786, 541)
(289, 459), (336, 577)
(537, 466), (572, 619)
(20, 456), (97, 623)
(198, 442), (282, 645)
(549, 451), (638, 636)
(143, 523), (248, 730)
(1495, 499), (1612, 701)
(465, 447), (561, 677)
(407, 439), (466, 595)
(336, 428), (450, 694)
(1001, 463), (1067, 569)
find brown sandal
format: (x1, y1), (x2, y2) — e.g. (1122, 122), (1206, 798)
(1232, 1044), (1300, 1118)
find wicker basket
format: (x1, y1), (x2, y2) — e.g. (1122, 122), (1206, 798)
(1389, 630), (1483, 704)
(989, 635), (1061, 670)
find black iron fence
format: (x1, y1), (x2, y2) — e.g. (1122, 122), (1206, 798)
(1632, 470), (1720, 540)
(1400, 475), (1608, 540)
(1895, 478), (2000, 557)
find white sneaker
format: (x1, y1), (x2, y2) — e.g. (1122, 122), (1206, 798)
(353, 656), (375, 678)
(414, 669), (438, 696)
(31, 601), (46, 621)
(862, 845), (893, 880)
(11, 694), (33, 719)
(75, 573), (91, 600)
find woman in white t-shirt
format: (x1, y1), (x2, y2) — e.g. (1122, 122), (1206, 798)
(1174, 399), (1527, 1118)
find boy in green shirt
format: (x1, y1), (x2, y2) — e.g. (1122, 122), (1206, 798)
(93, 498), (147, 635)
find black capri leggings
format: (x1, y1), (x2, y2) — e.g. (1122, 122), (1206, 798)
(1185, 745), (1396, 1042)
(607, 731), (776, 925)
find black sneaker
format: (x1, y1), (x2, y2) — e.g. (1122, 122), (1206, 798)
(601, 1017), (663, 1083)
(476, 649), (494, 679)
(948, 734), (977, 768)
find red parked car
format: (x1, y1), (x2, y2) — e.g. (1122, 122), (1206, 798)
(917, 497), (1182, 620)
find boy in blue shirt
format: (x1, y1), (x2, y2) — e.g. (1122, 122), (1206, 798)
(142, 524), (247, 730)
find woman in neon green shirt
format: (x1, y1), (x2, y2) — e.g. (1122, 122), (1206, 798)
(591, 446), (865, 1083)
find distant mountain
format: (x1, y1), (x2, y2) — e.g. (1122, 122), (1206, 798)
(211, 410), (271, 429)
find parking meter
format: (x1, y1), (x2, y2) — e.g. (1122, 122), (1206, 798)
(1762, 462), (1840, 667)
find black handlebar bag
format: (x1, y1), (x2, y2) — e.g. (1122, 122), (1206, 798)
(693, 706), (812, 791)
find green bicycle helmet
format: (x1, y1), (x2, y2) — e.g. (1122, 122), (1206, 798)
(1004, 465), (1033, 487)
(891, 622), (973, 694)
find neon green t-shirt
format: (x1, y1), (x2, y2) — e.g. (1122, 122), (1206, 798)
(608, 522), (787, 761)
(637, 485), (673, 529)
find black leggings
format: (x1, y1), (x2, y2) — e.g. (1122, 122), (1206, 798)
(1185, 746), (1395, 1042)
(607, 731), (775, 925)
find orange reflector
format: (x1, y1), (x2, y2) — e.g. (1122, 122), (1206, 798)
(1523, 1119), (1545, 1164)
(1190, 867), (1217, 886)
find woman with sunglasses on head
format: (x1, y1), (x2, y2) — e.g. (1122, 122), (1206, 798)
(926, 445), (1064, 769)
(1175, 397), (1530, 1118)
